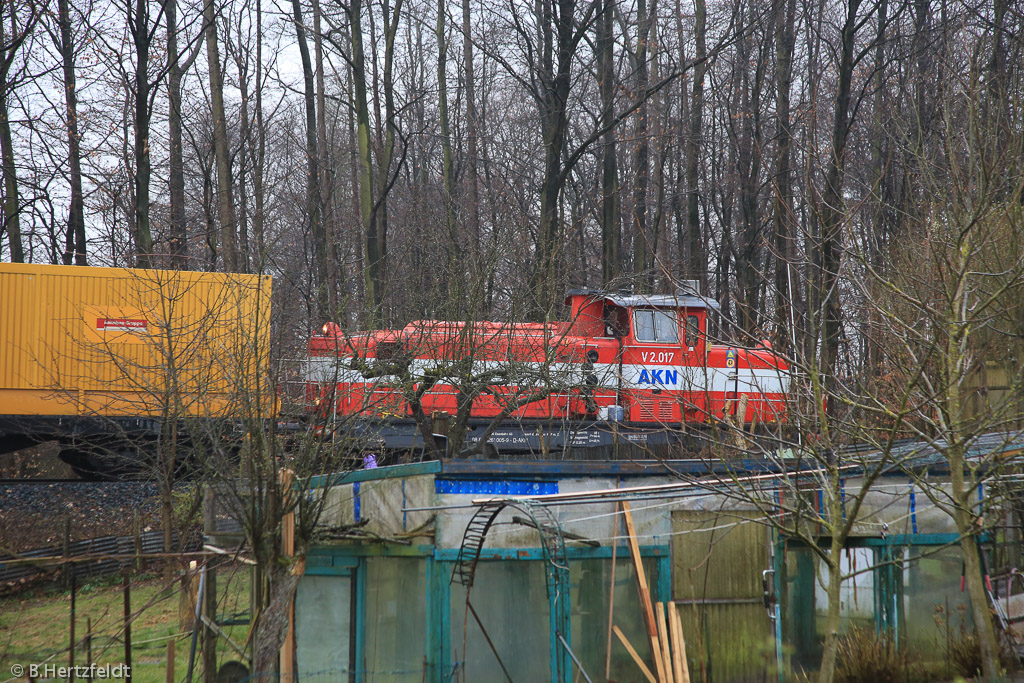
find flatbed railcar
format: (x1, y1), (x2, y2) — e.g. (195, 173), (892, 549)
(305, 286), (791, 457)
(0, 263), (272, 477)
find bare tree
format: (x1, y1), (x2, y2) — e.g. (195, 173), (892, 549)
(0, 0), (37, 263)
(854, 75), (1024, 678)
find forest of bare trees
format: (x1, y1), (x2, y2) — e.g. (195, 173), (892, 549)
(0, 0), (1021, 360)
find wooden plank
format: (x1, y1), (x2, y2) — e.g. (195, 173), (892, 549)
(656, 602), (675, 683)
(622, 501), (665, 683)
(605, 503), (620, 680)
(613, 625), (657, 683)
(670, 602), (690, 683)
(668, 602), (683, 683)
(280, 469), (295, 683)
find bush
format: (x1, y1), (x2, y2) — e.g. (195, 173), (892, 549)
(835, 626), (913, 683)
(934, 602), (1014, 678)
(947, 628), (983, 678)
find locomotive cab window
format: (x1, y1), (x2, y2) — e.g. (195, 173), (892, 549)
(604, 306), (629, 337)
(634, 310), (679, 343)
(685, 315), (700, 349)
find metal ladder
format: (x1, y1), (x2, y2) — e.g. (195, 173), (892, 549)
(452, 501), (505, 588)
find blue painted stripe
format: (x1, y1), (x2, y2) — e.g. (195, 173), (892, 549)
(434, 479), (558, 496)
(909, 485), (918, 534)
(840, 479), (846, 520)
(354, 481), (361, 522)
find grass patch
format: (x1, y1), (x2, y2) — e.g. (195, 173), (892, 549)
(0, 564), (252, 682)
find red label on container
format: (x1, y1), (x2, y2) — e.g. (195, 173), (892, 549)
(96, 318), (148, 332)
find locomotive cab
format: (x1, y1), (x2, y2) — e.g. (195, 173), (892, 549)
(564, 286), (715, 423)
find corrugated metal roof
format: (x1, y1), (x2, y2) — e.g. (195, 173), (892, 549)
(565, 288), (721, 310)
(875, 430), (1024, 472)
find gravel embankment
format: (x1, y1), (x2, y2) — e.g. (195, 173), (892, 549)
(0, 482), (165, 553)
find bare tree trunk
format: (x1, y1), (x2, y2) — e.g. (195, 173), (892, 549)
(291, 0), (328, 317)
(205, 0), (239, 272)
(817, 537), (845, 683)
(56, 0), (86, 265)
(201, 149), (217, 267)
(131, 0), (154, 268)
(597, 0), (618, 285)
(461, 0), (480, 263)
(531, 0), (575, 314)
(252, 560), (301, 676)
(437, 0), (457, 265)
(648, 17), (668, 290)
(815, 0), (860, 404)
(253, 0), (266, 264)
(346, 57), (363, 313)
(733, 3), (767, 335)
(631, 0), (650, 290)
(944, 250), (1001, 679)
(865, 0), (887, 370)
(235, 39), (251, 274)
(167, 0), (187, 268)
(772, 0), (797, 349)
(684, 0), (706, 289)
(350, 0), (379, 315)
(313, 0), (335, 310)
(0, 8), (25, 263)
(374, 0), (403, 320)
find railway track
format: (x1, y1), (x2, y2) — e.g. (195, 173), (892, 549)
(0, 477), (88, 485)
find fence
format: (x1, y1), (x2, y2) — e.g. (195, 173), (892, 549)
(0, 529), (201, 590)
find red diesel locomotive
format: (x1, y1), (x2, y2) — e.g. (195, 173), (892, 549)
(305, 288), (790, 452)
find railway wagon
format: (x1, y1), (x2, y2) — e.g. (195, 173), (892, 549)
(306, 287), (790, 455)
(0, 263), (272, 476)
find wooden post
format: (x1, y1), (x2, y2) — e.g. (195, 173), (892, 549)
(733, 394), (750, 448)
(431, 410), (449, 436)
(737, 394), (749, 425)
(180, 561), (200, 631)
(203, 485), (216, 536)
(185, 565), (206, 683)
(249, 563), (262, 645)
(86, 617), (93, 683)
(63, 514), (72, 589)
(621, 501), (665, 683)
(202, 566), (217, 683)
(133, 512), (143, 572)
(123, 571), (133, 683)
(280, 469), (296, 683)
(69, 569), (76, 682)
(166, 639), (176, 683)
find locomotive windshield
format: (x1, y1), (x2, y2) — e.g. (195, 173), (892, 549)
(634, 309), (679, 343)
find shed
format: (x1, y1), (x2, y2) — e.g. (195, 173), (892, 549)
(283, 437), (1024, 682)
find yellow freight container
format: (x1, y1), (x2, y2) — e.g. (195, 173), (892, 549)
(0, 263), (272, 464)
